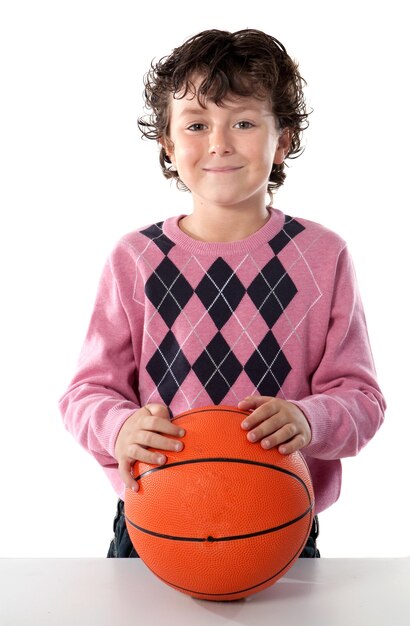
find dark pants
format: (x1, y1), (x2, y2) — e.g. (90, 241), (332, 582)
(107, 499), (320, 558)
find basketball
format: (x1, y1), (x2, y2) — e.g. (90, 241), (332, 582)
(125, 405), (314, 601)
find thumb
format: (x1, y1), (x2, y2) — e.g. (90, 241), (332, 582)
(143, 403), (171, 420)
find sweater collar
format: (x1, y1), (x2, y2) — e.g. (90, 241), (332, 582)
(162, 208), (285, 256)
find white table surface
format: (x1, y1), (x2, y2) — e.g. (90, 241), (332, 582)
(1, 557), (409, 626)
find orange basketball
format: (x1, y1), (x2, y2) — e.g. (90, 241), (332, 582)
(125, 405), (314, 601)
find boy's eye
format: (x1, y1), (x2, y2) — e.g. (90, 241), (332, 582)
(234, 121), (254, 129)
(187, 123), (206, 131)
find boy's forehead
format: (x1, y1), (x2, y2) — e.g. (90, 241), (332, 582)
(171, 87), (272, 114)
(170, 73), (272, 113)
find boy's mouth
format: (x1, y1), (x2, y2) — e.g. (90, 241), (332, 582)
(203, 166), (243, 173)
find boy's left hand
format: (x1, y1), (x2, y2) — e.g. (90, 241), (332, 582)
(238, 396), (311, 454)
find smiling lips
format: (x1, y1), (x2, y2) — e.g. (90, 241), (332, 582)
(203, 166), (243, 173)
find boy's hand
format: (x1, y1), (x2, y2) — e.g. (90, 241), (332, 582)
(115, 403), (185, 491)
(238, 396), (311, 454)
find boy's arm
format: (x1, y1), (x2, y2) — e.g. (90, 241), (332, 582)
(240, 245), (385, 460)
(292, 245), (386, 460)
(59, 255), (141, 468)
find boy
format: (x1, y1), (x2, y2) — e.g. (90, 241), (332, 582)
(59, 29), (386, 558)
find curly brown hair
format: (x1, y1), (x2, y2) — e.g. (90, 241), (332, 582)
(138, 29), (310, 196)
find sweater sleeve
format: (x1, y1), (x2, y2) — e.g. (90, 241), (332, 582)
(59, 252), (141, 468)
(293, 245), (386, 460)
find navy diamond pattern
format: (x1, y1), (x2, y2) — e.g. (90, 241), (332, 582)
(195, 258), (246, 329)
(146, 331), (191, 405)
(142, 218), (306, 406)
(247, 256), (297, 328)
(269, 216), (305, 254)
(192, 332), (243, 404)
(244, 331), (291, 396)
(145, 257), (194, 328)
(140, 222), (175, 255)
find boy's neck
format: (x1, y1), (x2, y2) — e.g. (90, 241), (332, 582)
(178, 206), (271, 243)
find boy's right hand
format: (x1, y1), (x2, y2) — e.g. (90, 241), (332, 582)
(115, 403), (185, 492)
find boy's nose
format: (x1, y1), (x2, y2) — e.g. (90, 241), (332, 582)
(208, 129), (233, 156)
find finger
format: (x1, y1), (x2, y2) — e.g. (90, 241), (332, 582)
(244, 413), (286, 442)
(144, 403), (171, 420)
(134, 430), (184, 453)
(240, 400), (280, 431)
(118, 457), (140, 492)
(238, 395), (274, 412)
(278, 433), (308, 455)
(127, 443), (168, 466)
(260, 423), (301, 451)
(138, 414), (185, 438)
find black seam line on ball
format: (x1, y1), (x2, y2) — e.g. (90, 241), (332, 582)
(135, 457), (311, 501)
(125, 503), (313, 543)
(170, 407), (249, 422)
(149, 516), (313, 597)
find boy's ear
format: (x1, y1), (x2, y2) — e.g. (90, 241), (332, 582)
(273, 128), (293, 164)
(159, 136), (175, 162)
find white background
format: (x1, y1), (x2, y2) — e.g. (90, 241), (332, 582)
(0, 1), (408, 558)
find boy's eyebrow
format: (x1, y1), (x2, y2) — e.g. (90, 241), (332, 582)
(176, 103), (267, 116)
(177, 106), (208, 117)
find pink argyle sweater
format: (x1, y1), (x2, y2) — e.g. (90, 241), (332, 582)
(59, 209), (385, 513)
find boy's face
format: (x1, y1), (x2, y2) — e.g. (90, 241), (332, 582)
(162, 76), (291, 213)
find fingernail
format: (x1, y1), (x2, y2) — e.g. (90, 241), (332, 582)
(242, 420), (249, 429)
(248, 432), (256, 442)
(262, 439), (271, 449)
(174, 441), (183, 451)
(178, 429), (185, 437)
(157, 455), (166, 464)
